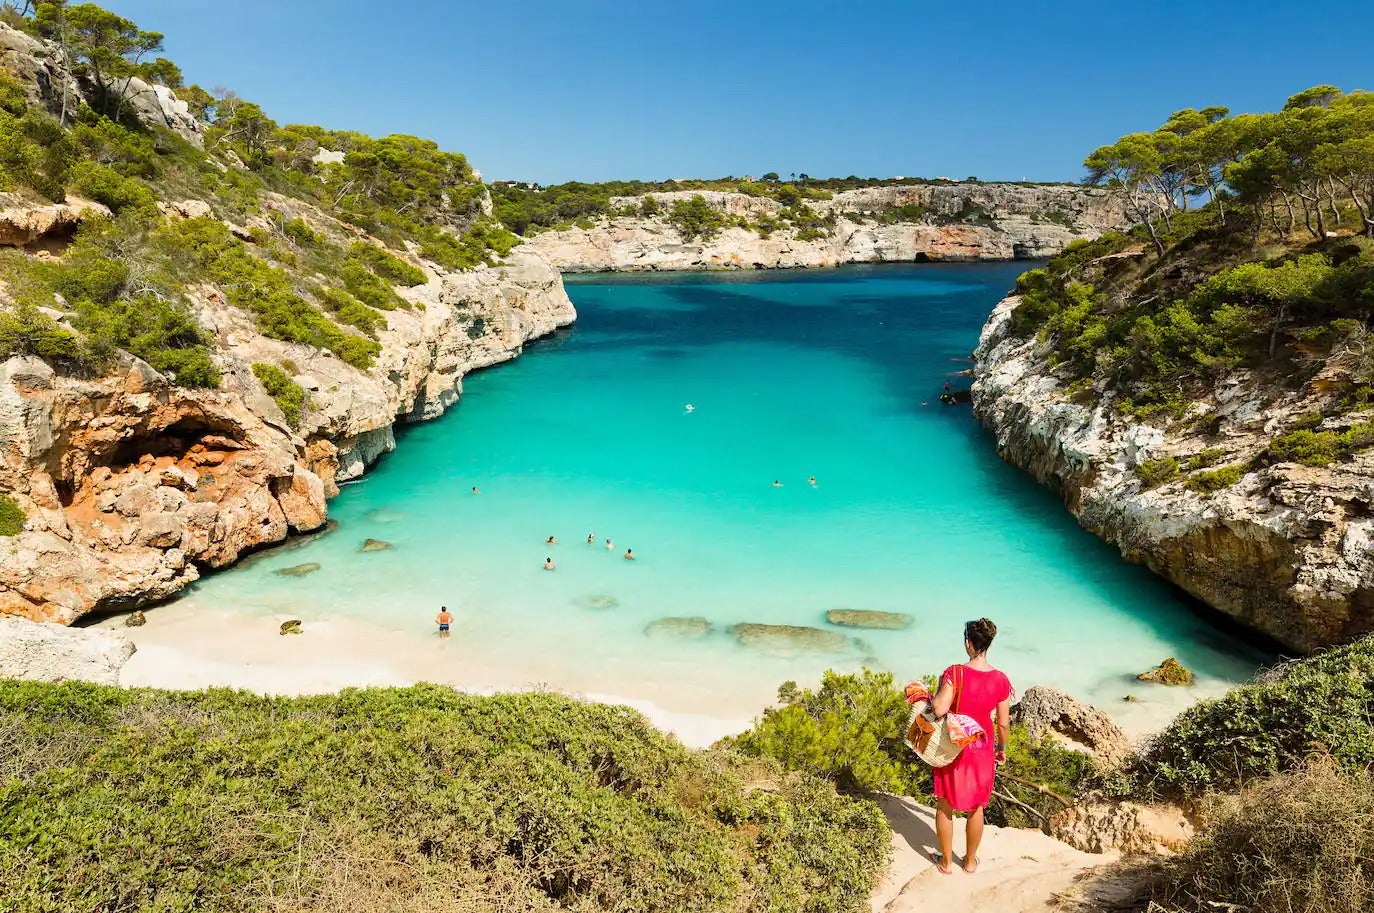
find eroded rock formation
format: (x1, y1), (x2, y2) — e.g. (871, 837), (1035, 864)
(0, 248), (574, 623)
(973, 293), (1374, 651)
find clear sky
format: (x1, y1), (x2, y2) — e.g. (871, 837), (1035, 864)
(103, 0), (1372, 185)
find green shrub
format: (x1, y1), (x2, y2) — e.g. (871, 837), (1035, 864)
(73, 293), (221, 387)
(67, 160), (157, 214)
(1338, 422), (1374, 452)
(1186, 463), (1244, 493)
(1184, 447), (1225, 470)
(667, 194), (728, 241)
(316, 287), (386, 337)
(726, 670), (1097, 828)
(1267, 429), (1342, 466)
(0, 681), (888, 913)
(1149, 758), (1374, 913)
(347, 241), (426, 286)
(341, 258), (409, 310)
(0, 304), (83, 362)
(281, 217), (320, 246)
(1136, 456), (1181, 488)
(251, 362), (306, 427)
(417, 218), (519, 271)
(0, 493), (25, 536)
(1133, 636), (1374, 797)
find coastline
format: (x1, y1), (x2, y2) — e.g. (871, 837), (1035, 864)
(94, 599), (1190, 749)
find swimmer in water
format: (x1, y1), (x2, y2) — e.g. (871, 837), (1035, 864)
(685, 403), (695, 413)
(624, 548), (635, 560)
(605, 538), (614, 550)
(471, 485), (480, 495)
(546, 535), (558, 545)
(771, 480), (783, 487)
(587, 533), (595, 545)
(808, 476), (817, 487)
(544, 557), (556, 571)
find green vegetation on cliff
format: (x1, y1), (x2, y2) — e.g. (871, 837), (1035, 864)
(0, 682), (887, 913)
(1009, 86), (1374, 426)
(0, 2), (521, 387)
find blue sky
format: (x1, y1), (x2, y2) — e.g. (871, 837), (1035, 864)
(105, 0), (1372, 185)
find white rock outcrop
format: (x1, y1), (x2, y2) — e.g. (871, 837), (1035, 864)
(527, 184), (1134, 272)
(0, 614), (135, 684)
(972, 294), (1374, 651)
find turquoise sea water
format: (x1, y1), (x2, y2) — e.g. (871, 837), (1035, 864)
(182, 263), (1268, 723)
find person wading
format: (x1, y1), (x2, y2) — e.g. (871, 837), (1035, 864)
(929, 617), (1012, 875)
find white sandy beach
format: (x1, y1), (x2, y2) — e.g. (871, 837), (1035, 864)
(97, 599), (1189, 750)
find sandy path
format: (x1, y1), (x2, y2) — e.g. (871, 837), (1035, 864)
(870, 796), (1115, 913)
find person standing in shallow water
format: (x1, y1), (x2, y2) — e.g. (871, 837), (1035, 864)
(435, 606), (453, 639)
(929, 618), (1012, 875)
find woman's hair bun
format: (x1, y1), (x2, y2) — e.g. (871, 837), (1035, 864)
(965, 617), (998, 653)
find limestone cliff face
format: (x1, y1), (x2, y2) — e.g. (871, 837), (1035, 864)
(972, 294), (1374, 652)
(527, 184), (1134, 272)
(0, 247), (573, 624)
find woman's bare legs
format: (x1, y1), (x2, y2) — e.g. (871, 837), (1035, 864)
(963, 806), (985, 872)
(934, 798), (955, 873)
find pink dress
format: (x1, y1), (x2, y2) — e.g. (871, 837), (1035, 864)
(932, 664), (1012, 812)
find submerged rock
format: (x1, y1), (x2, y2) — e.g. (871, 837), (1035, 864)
(731, 623), (846, 653)
(825, 609), (913, 630)
(1137, 658), (1194, 686)
(579, 594), (620, 611)
(275, 562), (321, 577)
(360, 538), (393, 552)
(279, 619), (302, 636)
(0, 615), (135, 685)
(123, 610), (146, 627)
(644, 616), (712, 639)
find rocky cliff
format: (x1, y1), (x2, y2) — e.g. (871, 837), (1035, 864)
(0, 244), (572, 624)
(527, 184), (1134, 271)
(972, 293), (1374, 652)
(0, 20), (575, 624)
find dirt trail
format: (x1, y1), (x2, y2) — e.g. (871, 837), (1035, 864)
(870, 796), (1117, 913)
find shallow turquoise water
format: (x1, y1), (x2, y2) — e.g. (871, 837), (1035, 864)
(183, 263), (1268, 722)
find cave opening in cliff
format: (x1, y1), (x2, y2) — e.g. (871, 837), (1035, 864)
(103, 418), (244, 469)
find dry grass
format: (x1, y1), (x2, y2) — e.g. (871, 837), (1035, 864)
(1149, 756), (1373, 913)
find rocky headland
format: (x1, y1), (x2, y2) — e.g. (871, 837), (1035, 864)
(525, 183), (1135, 271)
(0, 21), (574, 624)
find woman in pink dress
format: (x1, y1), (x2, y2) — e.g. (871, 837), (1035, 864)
(929, 618), (1012, 874)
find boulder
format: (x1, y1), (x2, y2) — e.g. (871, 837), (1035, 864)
(731, 623), (846, 653)
(274, 562), (321, 577)
(1048, 798), (1195, 855)
(1011, 685), (1132, 765)
(123, 610), (146, 627)
(0, 615), (135, 685)
(279, 619), (302, 635)
(360, 538), (393, 552)
(1137, 658), (1194, 686)
(824, 609), (913, 630)
(644, 616), (712, 639)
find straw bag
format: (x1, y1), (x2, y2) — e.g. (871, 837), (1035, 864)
(903, 665), (966, 768)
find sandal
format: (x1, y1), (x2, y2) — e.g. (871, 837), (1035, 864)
(962, 856), (980, 874)
(931, 851), (953, 875)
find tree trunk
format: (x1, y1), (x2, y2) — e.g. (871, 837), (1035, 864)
(1269, 303), (1286, 359)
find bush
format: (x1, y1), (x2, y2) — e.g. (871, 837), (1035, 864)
(1136, 456), (1180, 488)
(1149, 757), (1373, 913)
(341, 258), (409, 311)
(1267, 429), (1342, 466)
(725, 670), (1098, 828)
(348, 241), (426, 286)
(0, 682), (888, 913)
(0, 493), (25, 536)
(1133, 635), (1374, 797)
(281, 217), (320, 246)
(251, 362), (306, 427)
(1184, 447), (1224, 470)
(316, 287), (386, 337)
(1186, 463), (1244, 493)
(667, 194), (728, 241)
(67, 160), (157, 214)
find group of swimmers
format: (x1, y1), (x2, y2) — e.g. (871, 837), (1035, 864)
(543, 534), (635, 569)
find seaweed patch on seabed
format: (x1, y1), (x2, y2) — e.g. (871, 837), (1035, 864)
(578, 594), (620, 610)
